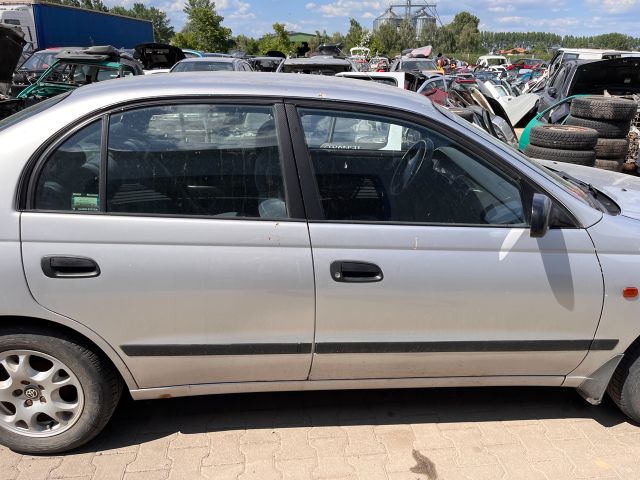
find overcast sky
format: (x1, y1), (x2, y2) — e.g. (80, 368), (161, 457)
(106, 0), (640, 38)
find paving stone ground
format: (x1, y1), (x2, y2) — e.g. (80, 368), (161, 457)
(2, 386), (640, 480)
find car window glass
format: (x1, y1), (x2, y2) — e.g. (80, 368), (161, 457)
(20, 51), (56, 70)
(106, 104), (288, 219)
(173, 61), (234, 72)
(298, 108), (526, 225)
(34, 120), (102, 212)
(96, 68), (118, 82)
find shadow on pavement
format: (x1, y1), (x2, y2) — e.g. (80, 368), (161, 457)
(77, 386), (633, 455)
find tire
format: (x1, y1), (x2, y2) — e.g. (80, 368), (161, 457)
(595, 159), (624, 171)
(449, 108), (474, 122)
(0, 327), (122, 454)
(608, 344), (640, 423)
(565, 115), (631, 139)
(595, 138), (629, 159)
(570, 96), (638, 122)
(529, 124), (598, 150)
(524, 144), (596, 166)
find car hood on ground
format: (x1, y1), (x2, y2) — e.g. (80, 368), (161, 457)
(134, 43), (185, 70)
(0, 25), (26, 86)
(538, 159), (640, 220)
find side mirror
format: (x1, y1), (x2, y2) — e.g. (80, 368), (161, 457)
(548, 87), (558, 98)
(530, 193), (552, 238)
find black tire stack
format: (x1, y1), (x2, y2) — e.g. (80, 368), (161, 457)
(565, 96), (637, 172)
(524, 125), (598, 166)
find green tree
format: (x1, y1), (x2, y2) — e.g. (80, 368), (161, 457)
(308, 30), (328, 52)
(173, 0), (231, 53)
(258, 23), (299, 55)
(111, 3), (174, 43)
(445, 11), (480, 52)
(233, 35), (260, 55)
(397, 19), (417, 52)
(417, 21), (438, 46)
(130, 3), (174, 43)
(344, 18), (364, 51)
(372, 22), (400, 56)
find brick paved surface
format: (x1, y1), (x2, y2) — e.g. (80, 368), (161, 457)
(2, 387), (640, 479)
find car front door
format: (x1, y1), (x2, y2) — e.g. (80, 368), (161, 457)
(21, 101), (315, 389)
(288, 104), (605, 381)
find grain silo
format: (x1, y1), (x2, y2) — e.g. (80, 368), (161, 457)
(412, 8), (436, 37)
(373, 7), (401, 32)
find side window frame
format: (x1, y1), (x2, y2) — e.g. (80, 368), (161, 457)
(23, 98), (305, 221)
(285, 100), (578, 228)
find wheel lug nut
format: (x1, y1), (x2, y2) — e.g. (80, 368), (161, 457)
(25, 399), (33, 407)
(12, 389), (22, 397)
(40, 397), (46, 403)
(20, 381), (29, 385)
(37, 385), (44, 390)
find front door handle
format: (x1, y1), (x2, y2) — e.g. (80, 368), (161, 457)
(41, 256), (101, 278)
(330, 261), (383, 283)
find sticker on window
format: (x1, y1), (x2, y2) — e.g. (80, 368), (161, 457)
(71, 193), (99, 212)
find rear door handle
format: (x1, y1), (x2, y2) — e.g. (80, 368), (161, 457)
(330, 261), (383, 283)
(41, 256), (101, 278)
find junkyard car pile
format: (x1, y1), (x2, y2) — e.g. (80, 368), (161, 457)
(5, 36), (640, 178)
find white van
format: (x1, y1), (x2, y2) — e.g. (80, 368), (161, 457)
(476, 55), (508, 68)
(548, 48), (640, 77)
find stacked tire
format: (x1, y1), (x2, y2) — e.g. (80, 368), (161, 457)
(565, 96), (637, 172)
(524, 125), (598, 166)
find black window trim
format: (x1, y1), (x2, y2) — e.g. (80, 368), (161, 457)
(22, 96), (306, 222)
(285, 98), (581, 229)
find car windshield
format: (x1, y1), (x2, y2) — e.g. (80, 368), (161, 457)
(486, 58), (506, 65)
(0, 93), (70, 133)
(19, 51), (58, 71)
(172, 61), (234, 72)
(402, 60), (437, 71)
(433, 103), (599, 210)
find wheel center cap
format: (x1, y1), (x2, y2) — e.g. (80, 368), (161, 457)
(24, 387), (40, 399)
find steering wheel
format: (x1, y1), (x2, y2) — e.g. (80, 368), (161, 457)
(390, 139), (433, 195)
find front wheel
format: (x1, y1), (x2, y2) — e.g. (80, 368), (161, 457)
(608, 345), (640, 423)
(0, 327), (122, 454)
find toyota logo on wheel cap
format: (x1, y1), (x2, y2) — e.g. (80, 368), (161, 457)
(24, 387), (39, 399)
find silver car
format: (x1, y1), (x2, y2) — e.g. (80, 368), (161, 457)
(0, 72), (640, 454)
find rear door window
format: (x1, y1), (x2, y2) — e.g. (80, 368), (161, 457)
(106, 104), (289, 219)
(34, 120), (102, 211)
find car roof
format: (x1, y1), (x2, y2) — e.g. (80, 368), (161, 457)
(176, 57), (240, 63)
(401, 57), (435, 62)
(64, 72), (438, 116)
(283, 56), (352, 65)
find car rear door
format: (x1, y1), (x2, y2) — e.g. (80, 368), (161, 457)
(287, 103), (606, 381)
(21, 101), (315, 389)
